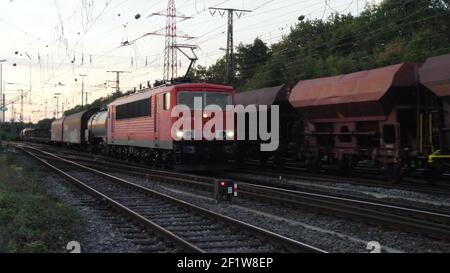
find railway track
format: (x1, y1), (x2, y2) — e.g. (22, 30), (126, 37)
(17, 143), (450, 241)
(239, 161), (450, 198)
(17, 142), (450, 197)
(18, 145), (324, 253)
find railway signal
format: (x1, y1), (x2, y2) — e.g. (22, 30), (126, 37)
(214, 179), (236, 203)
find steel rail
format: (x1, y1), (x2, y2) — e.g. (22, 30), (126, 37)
(19, 146), (325, 253)
(19, 147), (204, 253)
(19, 143), (450, 240)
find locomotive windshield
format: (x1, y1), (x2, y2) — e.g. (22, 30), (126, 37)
(177, 92), (232, 109)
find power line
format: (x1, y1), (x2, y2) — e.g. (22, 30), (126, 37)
(107, 70), (130, 93)
(209, 7), (252, 83)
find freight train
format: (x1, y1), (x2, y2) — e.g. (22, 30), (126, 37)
(20, 128), (51, 143)
(235, 54), (450, 182)
(22, 54), (450, 181)
(27, 83), (236, 170)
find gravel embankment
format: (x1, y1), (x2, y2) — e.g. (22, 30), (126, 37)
(14, 146), (450, 253)
(229, 172), (450, 213)
(14, 151), (142, 253)
(113, 172), (450, 253)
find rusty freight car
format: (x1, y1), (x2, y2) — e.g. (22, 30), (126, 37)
(235, 84), (297, 165)
(289, 62), (447, 180)
(419, 54), (450, 176)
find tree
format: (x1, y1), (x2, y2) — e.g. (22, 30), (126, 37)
(36, 119), (55, 130)
(189, 57), (227, 84)
(235, 38), (270, 86)
(235, 0), (450, 91)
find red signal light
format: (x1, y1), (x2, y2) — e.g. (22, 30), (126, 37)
(220, 181), (226, 187)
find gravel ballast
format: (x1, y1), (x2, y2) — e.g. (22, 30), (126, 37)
(12, 146), (450, 253)
(12, 151), (143, 253)
(113, 172), (450, 253)
(229, 172), (450, 213)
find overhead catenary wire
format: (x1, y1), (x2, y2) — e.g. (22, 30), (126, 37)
(1, 0), (443, 122)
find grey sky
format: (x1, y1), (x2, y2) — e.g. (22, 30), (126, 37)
(0, 0), (380, 122)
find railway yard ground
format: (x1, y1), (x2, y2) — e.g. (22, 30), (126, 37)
(0, 144), (81, 252)
(2, 141), (450, 253)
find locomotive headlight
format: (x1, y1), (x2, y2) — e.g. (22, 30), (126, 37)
(226, 130), (235, 139)
(176, 130), (184, 139)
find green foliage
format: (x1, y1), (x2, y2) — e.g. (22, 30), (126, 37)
(235, 38), (271, 85)
(189, 58), (228, 84)
(193, 0), (450, 92)
(64, 90), (134, 116)
(0, 153), (81, 253)
(4, 153), (14, 165)
(36, 119), (55, 130)
(0, 122), (33, 141)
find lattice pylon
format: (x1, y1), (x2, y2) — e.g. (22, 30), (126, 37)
(164, 0), (177, 81)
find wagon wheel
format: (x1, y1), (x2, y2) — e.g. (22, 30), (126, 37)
(274, 155), (285, 170)
(384, 163), (403, 184)
(306, 157), (321, 174)
(259, 153), (268, 167)
(423, 164), (440, 185)
(338, 157), (352, 176)
(161, 152), (174, 170)
(273, 144), (286, 169)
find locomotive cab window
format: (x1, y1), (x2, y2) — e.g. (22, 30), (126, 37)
(383, 124), (396, 144)
(178, 92), (204, 109)
(177, 92), (232, 109)
(205, 93), (232, 109)
(116, 99), (151, 120)
(163, 93), (171, 111)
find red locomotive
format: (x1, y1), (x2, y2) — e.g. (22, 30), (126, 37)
(48, 83), (236, 170)
(106, 83), (235, 169)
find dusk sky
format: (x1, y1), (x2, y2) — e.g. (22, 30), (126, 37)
(0, 0), (381, 122)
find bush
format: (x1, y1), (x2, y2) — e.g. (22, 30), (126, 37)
(4, 153), (15, 166)
(0, 153), (82, 253)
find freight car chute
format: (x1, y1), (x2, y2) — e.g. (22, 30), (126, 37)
(289, 63), (417, 120)
(420, 54), (450, 98)
(420, 54), (450, 166)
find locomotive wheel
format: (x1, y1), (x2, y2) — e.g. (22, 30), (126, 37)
(274, 156), (285, 169)
(423, 165), (440, 185)
(161, 153), (174, 169)
(233, 150), (244, 165)
(155, 152), (163, 167)
(338, 158), (352, 176)
(306, 158), (321, 173)
(260, 154), (268, 167)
